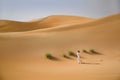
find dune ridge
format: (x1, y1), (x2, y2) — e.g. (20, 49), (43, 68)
(28, 13), (120, 32)
(0, 15), (95, 32)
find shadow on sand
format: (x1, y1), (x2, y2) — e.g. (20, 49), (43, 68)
(69, 52), (77, 57)
(48, 56), (61, 61)
(64, 55), (74, 60)
(82, 62), (100, 65)
(84, 51), (102, 55)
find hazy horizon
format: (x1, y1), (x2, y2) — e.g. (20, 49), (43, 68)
(0, 0), (120, 21)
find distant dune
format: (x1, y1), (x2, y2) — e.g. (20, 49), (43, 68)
(0, 14), (120, 80)
(29, 13), (120, 32)
(0, 15), (95, 32)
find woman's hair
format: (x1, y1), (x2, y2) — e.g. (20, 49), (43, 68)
(77, 50), (80, 53)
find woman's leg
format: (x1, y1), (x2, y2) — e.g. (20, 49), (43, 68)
(77, 58), (80, 64)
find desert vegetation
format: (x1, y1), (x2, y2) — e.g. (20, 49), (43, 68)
(68, 50), (76, 57)
(46, 53), (53, 59)
(82, 49), (87, 53)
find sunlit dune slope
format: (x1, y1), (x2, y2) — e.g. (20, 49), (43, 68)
(29, 14), (120, 52)
(0, 15), (95, 32)
(32, 13), (120, 32)
(26, 14), (120, 54)
(29, 15), (95, 27)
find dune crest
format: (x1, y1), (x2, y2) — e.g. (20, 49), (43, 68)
(0, 15), (95, 32)
(29, 13), (120, 32)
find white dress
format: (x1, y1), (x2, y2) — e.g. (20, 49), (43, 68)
(77, 52), (80, 64)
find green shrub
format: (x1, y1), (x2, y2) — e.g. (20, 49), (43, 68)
(90, 49), (95, 53)
(83, 49), (87, 52)
(63, 54), (67, 58)
(68, 51), (74, 56)
(68, 50), (77, 57)
(46, 53), (52, 59)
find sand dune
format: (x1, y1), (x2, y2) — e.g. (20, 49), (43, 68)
(0, 15), (95, 32)
(24, 14), (120, 56)
(29, 15), (95, 28)
(0, 14), (120, 80)
(29, 13), (120, 32)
